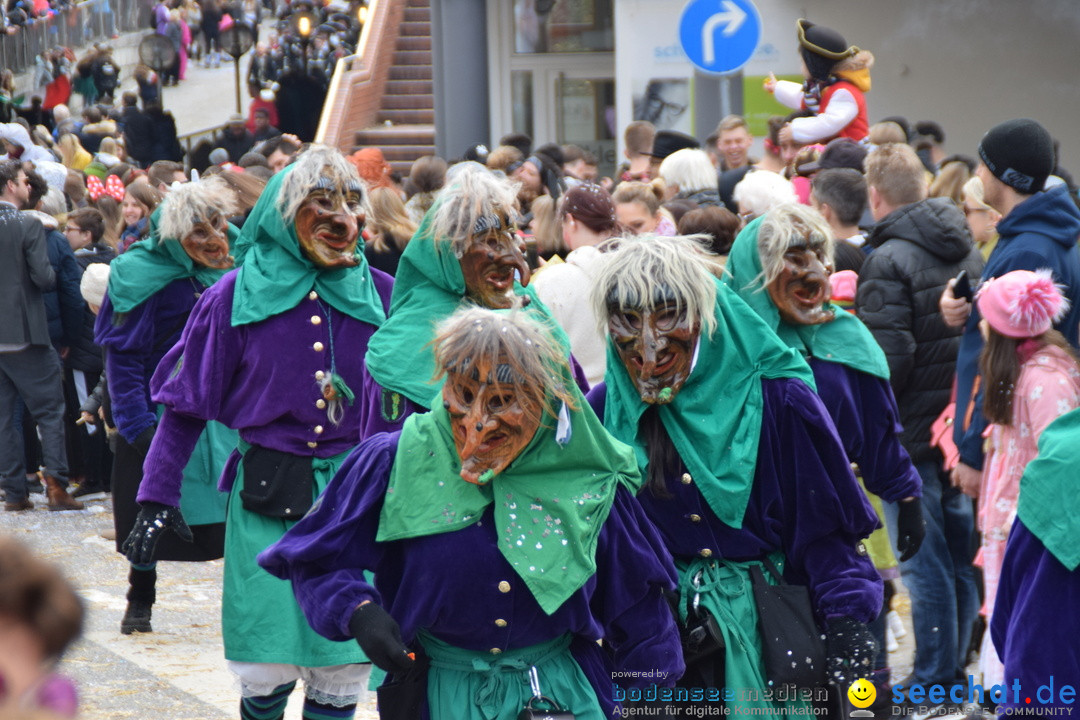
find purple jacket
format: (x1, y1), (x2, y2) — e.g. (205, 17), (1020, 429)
(259, 431), (684, 718)
(589, 377), (883, 623)
(136, 269), (395, 507)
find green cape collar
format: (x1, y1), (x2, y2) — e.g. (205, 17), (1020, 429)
(1017, 407), (1080, 570)
(377, 385), (641, 615)
(106, 207), (240, 314)
(724, 216), (890, 381)
(602, 278), (815, 529)
(230, 166), (386, 327)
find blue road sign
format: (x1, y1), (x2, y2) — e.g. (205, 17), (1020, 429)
(679, 0), (762, 75)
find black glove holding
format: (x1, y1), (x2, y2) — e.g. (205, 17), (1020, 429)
(825, 616), (877, 689)
(348, 602), (414, 674)
(895, 497), (926, 562)
(131, 424), (157, 458)
(121, 501), (193, 565)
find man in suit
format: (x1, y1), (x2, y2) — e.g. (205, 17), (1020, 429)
(0, 159), (83, 511)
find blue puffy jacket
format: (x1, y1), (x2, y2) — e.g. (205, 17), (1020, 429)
(953, 184), (1080, 469)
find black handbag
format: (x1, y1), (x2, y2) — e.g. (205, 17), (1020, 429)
(749, 558), (827, 688)
(239, 445), (315, 519)
(376, 649), (429, 720)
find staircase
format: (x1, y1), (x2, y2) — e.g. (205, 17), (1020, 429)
(317, 0), (435, 177)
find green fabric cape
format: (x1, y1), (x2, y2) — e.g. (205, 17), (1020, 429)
(377, 379), (642, 615)
(364, 204), (567, 409)
(603, 278), (815, 530)
(723, 216), (890, 380)
(230, 166), (386, 327)
(106, 206), (240, 314)
(1016, 407), (1080, 571)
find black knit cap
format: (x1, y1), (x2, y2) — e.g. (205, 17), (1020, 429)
(649, 130), (700, 160)
(797, 19), (856, 81)
(978, 118), (1054, 194)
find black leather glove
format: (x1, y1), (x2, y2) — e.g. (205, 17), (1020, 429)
(121, 501), (193, 565)
(895, 497), (926, 562)
(131, 424), (157, 458)
(825, 616), (877, 688)
(348, 602), (414, 674)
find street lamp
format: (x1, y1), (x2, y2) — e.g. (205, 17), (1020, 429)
(220, 22), (256, 115)
(290, 10), (319, 73)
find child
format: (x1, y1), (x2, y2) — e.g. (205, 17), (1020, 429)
(764, 19), (873, 145)
(973, 269), (1080, 686)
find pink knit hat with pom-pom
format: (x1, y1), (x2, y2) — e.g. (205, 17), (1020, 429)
(976, 269), (1068, 338)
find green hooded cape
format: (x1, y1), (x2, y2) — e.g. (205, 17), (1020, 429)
(364, 204), (568, 409)
(1016, 407), (1080, 571)
(106, 206), (240, 315)
(723, 216), (890, 380)
(603, 278), (815, 530)
(229, 165), (386, 327)
(377, 360), (641, 615)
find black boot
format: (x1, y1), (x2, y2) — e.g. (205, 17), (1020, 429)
(121, 565), (156, 634)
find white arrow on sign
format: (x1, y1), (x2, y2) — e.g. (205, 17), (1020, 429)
(701, 0), (748, 65)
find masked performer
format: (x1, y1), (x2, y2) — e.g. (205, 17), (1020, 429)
(364, 163), (585, 427)
(724, 205), (925, 696)
(121, 147), (392, 720)
(588, 235), (882, 711)
(260, 306), (683, 720)
(95, 177), (240, 635)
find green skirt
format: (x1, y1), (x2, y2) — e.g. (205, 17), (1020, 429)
(676, 555), (814, 713)
(177, 418), (235, 526)
(420, 632), (603, 720)
(222, 444), (365, 667)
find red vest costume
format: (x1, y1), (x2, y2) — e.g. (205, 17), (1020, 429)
(802, 80), (868, 143)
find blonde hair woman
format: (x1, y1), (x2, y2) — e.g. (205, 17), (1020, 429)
(364, 185), (417, 276)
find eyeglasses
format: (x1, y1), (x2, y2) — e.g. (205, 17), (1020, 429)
(963, 205), (989, 217)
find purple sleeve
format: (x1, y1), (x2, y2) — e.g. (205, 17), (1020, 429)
(810, 359), (921, 502)
(593, 486), (683, 687)
(149, 281), (244, 422)
(137, 407), (205, 507)
(770, 379), (883, 623)
(95, 296), (157, 443)
(258, 433), (397, 641)
(991, 520), (1080, 712)
(357, 369), (421, 440)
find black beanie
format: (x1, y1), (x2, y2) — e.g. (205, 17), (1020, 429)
(978, 118), (1054, 194)
(797, 19), (855, 81)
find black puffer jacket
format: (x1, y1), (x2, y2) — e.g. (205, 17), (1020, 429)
(855, 197), (983, 464)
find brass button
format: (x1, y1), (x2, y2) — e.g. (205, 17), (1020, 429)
(307, 441), (318, 449)
(314, 425), (324, 435)
(313, 341), (325, 352)
(316, 399), (327, 409)
(308, 291), (318, 301)
(490, 648), (502, 655)
(310, 315), (322, 325)
(494, 618), (507, 628)
(689, 514), (702, 523)
(315, 370), (325, 381)
(681, 473), (692, 485)
(699, 549), (713, 558)
(284, 507), (291, 515)
(497, 581), (511, 593)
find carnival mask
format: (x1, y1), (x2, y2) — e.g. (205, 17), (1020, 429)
(766, 244), (835, 326)
(443, 354), (544, 485)
(295, 181), (364, 269)
(459, 214), (531, 309)
(180, 214), (234, 269)
(608, 298), (698, 404)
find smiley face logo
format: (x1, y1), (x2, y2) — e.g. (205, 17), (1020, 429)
(847, 678), (876, 709)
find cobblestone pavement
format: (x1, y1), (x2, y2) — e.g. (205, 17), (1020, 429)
(4, 495), (379, 720)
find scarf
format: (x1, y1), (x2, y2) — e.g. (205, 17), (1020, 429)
(603, 277), (814, 529)
(378, 379), (641, 615)
(106, 205), (240, 315)
(724, 216), (890, 380)
(230, 165), (386, 327)
(365, 204), (567, 409)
